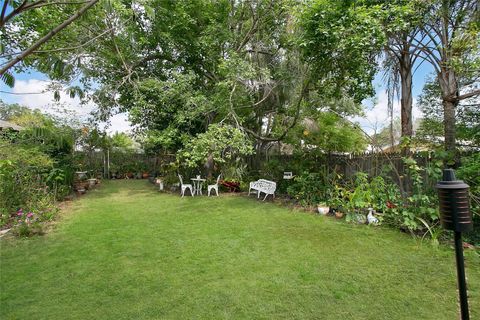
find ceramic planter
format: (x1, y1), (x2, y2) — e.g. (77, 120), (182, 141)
(317, 205), (329, 215)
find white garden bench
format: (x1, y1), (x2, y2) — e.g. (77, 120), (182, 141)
(248, 179), (276, 201)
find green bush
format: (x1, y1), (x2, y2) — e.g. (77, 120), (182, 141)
(457, 153), (480, 245)
(0, 137), (59, 234)
(287, 170), (333, 207)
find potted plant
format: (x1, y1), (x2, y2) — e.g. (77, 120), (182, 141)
(317, 202), (329, 215)
(342, 173), (373, 224)
(328, 185), (346, 218)
(87, 171), (97, 187)
(125, 163), (134, 179)
(87, 178), (97, 187)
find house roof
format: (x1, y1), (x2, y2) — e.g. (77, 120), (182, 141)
(0, 120), (23, 131)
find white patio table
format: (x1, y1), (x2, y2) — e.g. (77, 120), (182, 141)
(191, 177), (206, 195)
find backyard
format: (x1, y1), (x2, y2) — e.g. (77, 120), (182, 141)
(1, 180), (479, 319)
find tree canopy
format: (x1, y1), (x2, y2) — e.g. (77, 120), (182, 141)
(2, 0), (478, 157)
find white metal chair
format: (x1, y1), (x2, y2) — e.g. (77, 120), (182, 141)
(208, 174), (222, 196)
(178, 174), (194, 197)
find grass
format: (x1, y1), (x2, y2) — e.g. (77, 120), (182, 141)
(1, 180), (479, 319)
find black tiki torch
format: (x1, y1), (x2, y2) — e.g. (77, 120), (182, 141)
(436, 169), (473, 320)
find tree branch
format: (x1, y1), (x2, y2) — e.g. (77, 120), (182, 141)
(0, 0), (10, 23)
(0, 0), (99, 75)
(0, 0), (30, 28)
(243, 78), (310, 142)
(455, 88), (480, 101)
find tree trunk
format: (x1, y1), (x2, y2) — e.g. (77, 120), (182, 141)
(442, 99), (457, 164)
(204, 154), (214, 179)
(399, 49), (413, 155)
(438, 69), (459, 167)
(400, 65), (413, 138)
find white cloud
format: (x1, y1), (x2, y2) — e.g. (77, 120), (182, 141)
(9, 80), (425, 136)
(8, 79), (132, 133)
(352, 90), (421, 135)
(106, 113), (134, 134)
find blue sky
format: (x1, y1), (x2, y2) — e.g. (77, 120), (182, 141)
(1, 62), (435, 135)
(0, 69), (132, 133)
(352, 60), (435, 134)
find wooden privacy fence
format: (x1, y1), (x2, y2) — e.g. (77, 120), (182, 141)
(248, 152), (438, 193)
(81, 149), (444, 193)
(77, 151), (175, 177)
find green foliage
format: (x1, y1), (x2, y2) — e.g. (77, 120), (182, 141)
(0, 138), (58, 234)
(286, 170), (335, 207)
(110, 132), (135, 151)
(287, 112), (367, 153)
(0, 101), (31, 120)
(299, 0), (386, 102)
(128, 73), (213, 152)
(457, 153), (480, 245)
(0, 103), (78, 234)
(1, 0), (104, 80)
(416, 79), (480, 148)
(178, 124), (254, 170)
(327, 173), (401, 223)
(381, 157), (441, 232)
(0, 71), (15, 87)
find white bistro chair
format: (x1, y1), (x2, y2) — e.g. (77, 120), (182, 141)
(208, 174), (222, 197)
(178, 174), (194, 197)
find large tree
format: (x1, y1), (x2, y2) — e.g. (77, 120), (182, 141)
(299, 0), (386, 103)
(414, 0), (479, 161)
(45, 0), (338, 154)
(377, 0), (426, 146)
(417, 79), (480, 148)
(51, 0), (310, 150)
(3, 0), (380, 156)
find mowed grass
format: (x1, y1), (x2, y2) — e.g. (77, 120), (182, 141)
(1, 181), (479, 319)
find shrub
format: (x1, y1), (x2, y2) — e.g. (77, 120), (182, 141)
(0, 138), (58, 233)
(457, 153), (480, 245)
(287, 169), (335, 207)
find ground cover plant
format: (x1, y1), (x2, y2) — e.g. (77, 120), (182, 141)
(1, 180), (479, 319)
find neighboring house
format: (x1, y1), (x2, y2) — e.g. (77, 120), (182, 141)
(0, 120), (23, 132)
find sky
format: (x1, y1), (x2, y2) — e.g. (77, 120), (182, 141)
(0, 71), (132, 133)
(352, 61), (434, 135)
(0, 62), (435, 135)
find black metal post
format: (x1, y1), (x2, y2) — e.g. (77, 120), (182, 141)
(454, 231), (469, 320)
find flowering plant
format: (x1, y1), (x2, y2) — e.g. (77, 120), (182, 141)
(13, 208), (42, 236)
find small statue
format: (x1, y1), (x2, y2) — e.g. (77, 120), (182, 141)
(367, 208), (379, 225)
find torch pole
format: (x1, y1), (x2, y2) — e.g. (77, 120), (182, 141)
(454, 231), (469, 320)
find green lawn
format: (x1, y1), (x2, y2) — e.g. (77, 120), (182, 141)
(1, 180), (479, 319)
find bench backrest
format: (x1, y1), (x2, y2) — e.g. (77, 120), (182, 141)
(253, 179), (276, 193)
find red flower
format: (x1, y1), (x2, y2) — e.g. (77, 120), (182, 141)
(387, 201), (397, 209)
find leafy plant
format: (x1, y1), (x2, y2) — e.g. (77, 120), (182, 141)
(0, 135), (61, 234)
(457, 153), (480, 245)
(12, 209), (43, 237)
(380, 157), (441, 233)
(178, 124), (254, 169)
(287, 171), (332, 207)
